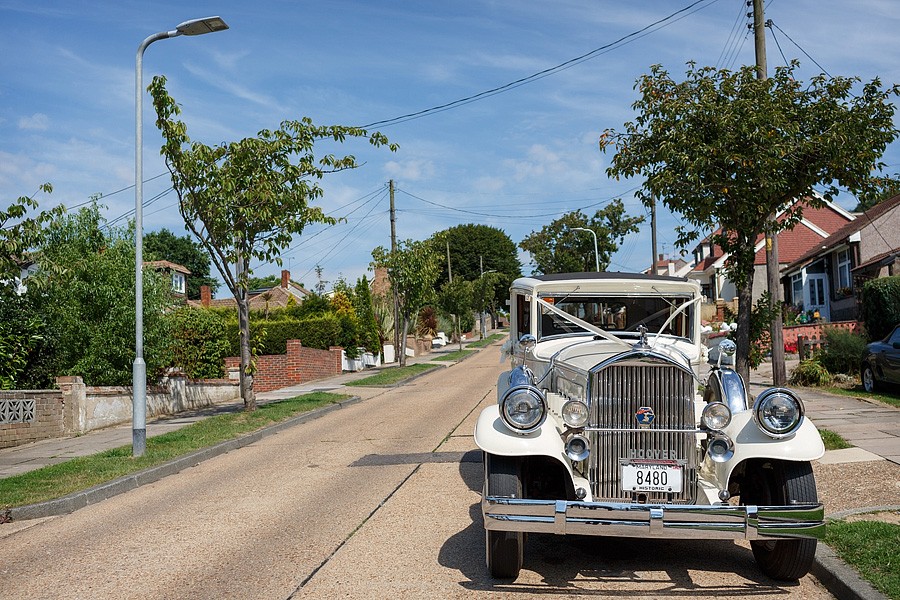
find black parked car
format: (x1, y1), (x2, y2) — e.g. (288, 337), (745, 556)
(861, 324), (900, 392)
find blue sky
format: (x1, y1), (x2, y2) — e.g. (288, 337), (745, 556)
(2, 0), (899, 293)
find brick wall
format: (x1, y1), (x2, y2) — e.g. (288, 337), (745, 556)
(0, 390), (64, 449)
(225, 340), (343, 393)
(782, 320), (860, 346)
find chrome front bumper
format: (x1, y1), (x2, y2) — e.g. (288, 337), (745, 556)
(483, 496), (825, 540)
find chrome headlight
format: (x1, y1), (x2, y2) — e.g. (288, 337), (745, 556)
(753, 388), (804, 438)
(500, 386), (547, 432)
(701, 402), (732, 431)
(562, 399), (589, 428)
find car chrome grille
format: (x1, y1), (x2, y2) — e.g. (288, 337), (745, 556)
(588, 358), (698, 503)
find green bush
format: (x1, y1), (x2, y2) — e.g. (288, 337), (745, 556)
(817, 327), (868, 375)
(860, 276), (900, 341)
(225, 315), (345, 356)
(789, 358), (833, 387)
(168, 307), (230, 379)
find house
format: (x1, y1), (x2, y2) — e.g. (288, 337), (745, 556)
(781, 193), (900, 322)
(194, 270), (311, 310)
(644, 254), (692, 277)
(688, 196), (855, 302)
(144, 260), (190, 298)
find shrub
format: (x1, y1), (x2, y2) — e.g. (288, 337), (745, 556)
(817, 327), (867, 375)
(789, 358), (833, 387)
(725, 291), (778, 368)
(860, 276), (900, 341)
(168, 306), (230, 379)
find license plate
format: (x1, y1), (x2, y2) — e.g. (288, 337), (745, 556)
(621, 462), (682, 493)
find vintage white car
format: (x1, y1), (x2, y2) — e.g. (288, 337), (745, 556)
(475, 272), (825, 581)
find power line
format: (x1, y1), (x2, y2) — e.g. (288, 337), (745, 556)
(768, 20), (830, 76)
(361, 0), (722, 129)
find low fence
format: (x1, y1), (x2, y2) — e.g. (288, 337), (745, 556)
(0, 376), (240, 450)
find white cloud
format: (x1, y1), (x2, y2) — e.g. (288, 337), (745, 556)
(17, 113), (49, 131)
(384, 159), (435, 182)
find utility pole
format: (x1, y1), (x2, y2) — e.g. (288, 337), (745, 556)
(389, 180), (400, 362)
(650, 197), (658, 274)
(753, 0), (786, 385)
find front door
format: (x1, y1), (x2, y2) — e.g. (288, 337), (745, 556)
(806, 274), (828, 321)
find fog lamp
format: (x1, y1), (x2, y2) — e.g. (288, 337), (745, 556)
(565, 434), (590, 462)
(707, 434), (734, 463)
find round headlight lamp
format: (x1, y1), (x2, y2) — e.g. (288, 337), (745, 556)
(500, 386), (547, 432)
(701, 402), (732, 431)
(562, 399), (589, 428)
(753, 388), (804, 438)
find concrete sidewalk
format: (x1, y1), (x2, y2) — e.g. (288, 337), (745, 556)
(0, 347), (459, 479)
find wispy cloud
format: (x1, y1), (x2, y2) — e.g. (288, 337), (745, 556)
(17, 113), (49, 130)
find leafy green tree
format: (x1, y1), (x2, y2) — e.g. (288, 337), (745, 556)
(437, 277), (473, 351)
(854, 174), (900, 211)
(602, 62), (899, 381)
(27, 204), (173, 385)
(150, 75), (396, 409)
(144, 228), (218, 299)
(472, 271), (504, 337)
(353, 276), (381, 355)
(0, 184), (63, 280)
(371, 239), (441, 366)
(168, 306), (230, 379)
(519, 205), (642, 274)
(247, 274), (282, 290)
(431, 224), (521, 283)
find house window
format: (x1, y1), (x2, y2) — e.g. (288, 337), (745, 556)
(790, 274), (803, 307)
(171, 272), (186, 294)
(837, 249), (852, 291)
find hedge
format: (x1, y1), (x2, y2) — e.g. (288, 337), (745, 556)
(860, 276), (900, 341)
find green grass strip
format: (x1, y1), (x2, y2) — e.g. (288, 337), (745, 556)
(826, 519), (900, 599)
(468, 333), (505, 348)
(823, 385), (900, 408)
(434, 349), (474, 361)
(0, 392), (346, 508)
(819, 428), (852, 450)
(344, 363), (438, 387)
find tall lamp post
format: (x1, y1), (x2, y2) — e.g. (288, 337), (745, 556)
(572, 227), (599, 272)
(134, 16), (228, 457)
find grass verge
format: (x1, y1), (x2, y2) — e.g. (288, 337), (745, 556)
(823, 384), (900, 409)
(468, 333), (505, 348)
(343, 363), (439, 387)
(819, 428), (852, 450)
(826, 518), (900, 599)
(0, 392), (346, 509)
(434, 349), (474, 361)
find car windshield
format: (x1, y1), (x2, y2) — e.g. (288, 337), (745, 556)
(539, 295), (694, 341)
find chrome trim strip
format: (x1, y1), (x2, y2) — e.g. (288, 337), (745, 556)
(483, 496), (825, 540)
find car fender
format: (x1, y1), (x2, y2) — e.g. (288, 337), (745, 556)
(474, 404), (567, 460)
(713, 411), (825, 484)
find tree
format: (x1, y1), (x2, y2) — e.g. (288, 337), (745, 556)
(0, 184), (63, 281)
(430, 224), (521, 321)
(854, 174), (900, 211)
(472, 271), (504, 337)
(437, 278), (473, 350)
(27, 203), (173, 386)
(602, 62), (899, 381)
(150, 75), (396, 409)
(371, 239), (441, 366)
(144, 228), (219, 299)
(519, 205), (642, 275)
(247, 274), (282, 290)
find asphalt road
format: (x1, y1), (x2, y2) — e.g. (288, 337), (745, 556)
(0, 346), (837, 599)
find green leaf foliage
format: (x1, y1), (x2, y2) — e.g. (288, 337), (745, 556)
(0, 184), (62, 281)
(602, 61), (900, 378)
(859, 276), (900, 341)
(168, 306), (230, 379)
(518, 205), (642, 275)
(817, 327), (868, 375)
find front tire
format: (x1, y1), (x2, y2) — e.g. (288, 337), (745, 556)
(742, 460), (818, 581)
(862, 364), (881, 393)
(484, 453), (524, 579)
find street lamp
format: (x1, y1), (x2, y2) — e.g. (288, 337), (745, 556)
(134, 16), (228, 457)
(572, 227), (600, 272)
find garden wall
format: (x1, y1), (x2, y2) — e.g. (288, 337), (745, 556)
(782, 321), (860, 348)
(224, 340), (343, 393)
(0, 376), (240, 450)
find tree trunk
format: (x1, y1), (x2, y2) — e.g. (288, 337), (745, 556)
(237, 293), (256, 411)
(734, 278), (754, 385)
(399, 315), (410, 367)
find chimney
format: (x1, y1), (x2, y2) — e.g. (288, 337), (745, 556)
(200, 285), (211, 307)
(281, 270), (290, 289)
